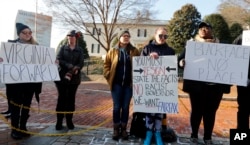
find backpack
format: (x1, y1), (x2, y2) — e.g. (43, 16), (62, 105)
(129, 112), (147, 138)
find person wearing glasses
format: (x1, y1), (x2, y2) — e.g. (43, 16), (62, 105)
(103, 30), (140, 141)
(141, 27), (175, 145)
(178, 22), (231, 145)
(2, 23), (42, 140)
(54, 30), (84, 131)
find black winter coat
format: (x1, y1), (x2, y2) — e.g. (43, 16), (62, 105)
(56, 44), (84, 85)
(141, 40), (175, 56)
(5, 39), (42, 103)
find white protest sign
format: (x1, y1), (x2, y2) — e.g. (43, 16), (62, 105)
(0, 42), (60, 83)
(1, 42), (55, 64)
(132, 56), (178, 114)
(183, 41), (250, 86)
(242, 30), (250, 46)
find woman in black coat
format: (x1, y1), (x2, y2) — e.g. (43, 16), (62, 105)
(54, 30), (84, 130)
(5, 23), (42, 140)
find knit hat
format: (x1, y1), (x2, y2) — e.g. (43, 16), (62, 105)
(198, 21), (212, 29)
(117, 30), (130, 39)
(16, 23), (30, 35)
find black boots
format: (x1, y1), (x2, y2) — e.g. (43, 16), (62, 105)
(55, 113), (64, 130)
(11, 130), (22, 140)
(20, 115), (30, 137)
(11, 115), (22, 140)
(55, 113), (74, 130)
(66, 114), (74, 130)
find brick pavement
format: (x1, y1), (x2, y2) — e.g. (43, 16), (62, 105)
(0, 78), (238, 145)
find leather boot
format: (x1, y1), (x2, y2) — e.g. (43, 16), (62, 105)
(112, 123), (120, 141)
(154, 131), (164, 145)
(121, 123), (128, 140)
(20, 115), (30, 137)
(11, 115), (22, 140)
(66, 113), (74, 130)
(55, 113), (64, 130)
(144, 130), (153, 145)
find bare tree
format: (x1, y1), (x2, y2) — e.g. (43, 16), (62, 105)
(42, 0), (156, 52)
(218, 0), (250, 27)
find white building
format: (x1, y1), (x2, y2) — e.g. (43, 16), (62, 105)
(15, 10), (52, 47)
(84, 20), (168, 57)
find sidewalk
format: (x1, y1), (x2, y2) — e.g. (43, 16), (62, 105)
(0, 78), (237, 145)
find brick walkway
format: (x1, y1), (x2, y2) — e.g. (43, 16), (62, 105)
(0, 78), (238, 144)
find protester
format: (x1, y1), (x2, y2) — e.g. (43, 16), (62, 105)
(54, 30), (84, 130)
(141, 27), (175, 145)
(103, 30), (140, 140)
(232, 34), (250, 129)
(178, 21), (231, 144)
(4, 23), (42, 140)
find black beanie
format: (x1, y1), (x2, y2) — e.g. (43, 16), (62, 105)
(16, 23), (30, 35)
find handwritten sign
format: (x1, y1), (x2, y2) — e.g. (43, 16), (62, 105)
(0, 42), (60, 83)
(132, 56), (178, 114)
(184, 41), (250, 86)
(242, 30), (250, 46)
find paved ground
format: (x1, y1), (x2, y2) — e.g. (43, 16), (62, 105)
(0, 76), (239, 145)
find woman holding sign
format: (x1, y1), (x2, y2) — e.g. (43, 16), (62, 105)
(178, 22), (231, 145)
(103, 30), (140, 140)
(141, 27), (175, 145)
(5, 23), (42, 140)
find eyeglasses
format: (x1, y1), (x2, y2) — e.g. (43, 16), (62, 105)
(21, 31), (32, 35)
(159, 34), (168, 39)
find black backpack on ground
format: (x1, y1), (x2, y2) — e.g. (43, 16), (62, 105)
(129, 112), (147, 138)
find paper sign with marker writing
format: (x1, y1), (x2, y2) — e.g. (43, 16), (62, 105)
(242, 30), (250, 46)
(183, 41), (250, 86)
(0, 42), (60, 83)
(132, 56), (178, 114)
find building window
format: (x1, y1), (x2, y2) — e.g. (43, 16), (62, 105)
(137, 29), (147, 37)
(91, 43), (100, 53)
(92, 28), (101, 35)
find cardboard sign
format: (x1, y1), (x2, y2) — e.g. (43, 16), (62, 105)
(184, 41), (250, 86)
(132, 56), (178, 114)
(0, 42), (60, 83)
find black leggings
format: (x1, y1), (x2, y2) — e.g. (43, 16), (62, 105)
(189, 86), (223, 140)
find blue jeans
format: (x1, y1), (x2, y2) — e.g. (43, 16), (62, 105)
(111, 84), (132, 124)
